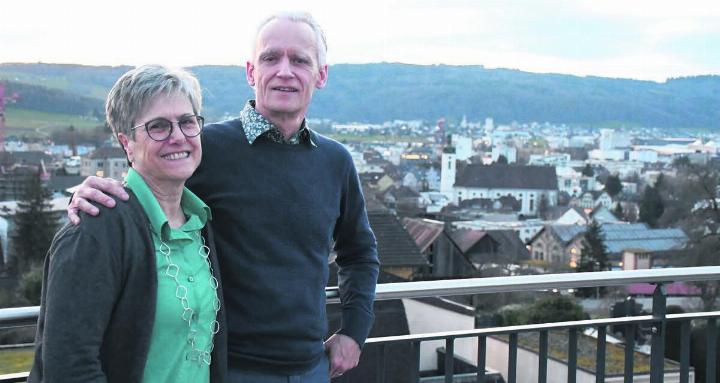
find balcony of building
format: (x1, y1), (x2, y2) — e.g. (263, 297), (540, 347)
(2, 266), (720, 382)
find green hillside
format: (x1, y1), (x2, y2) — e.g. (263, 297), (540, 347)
(4, 107), (102, 132)
(1, 63), (718, 128)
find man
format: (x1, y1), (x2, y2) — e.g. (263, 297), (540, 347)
(68, 12), (380, 382)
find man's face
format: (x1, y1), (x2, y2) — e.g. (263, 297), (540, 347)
(246, 18), (328, 121)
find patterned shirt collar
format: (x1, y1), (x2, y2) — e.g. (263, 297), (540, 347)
(239, 100), (316, 147)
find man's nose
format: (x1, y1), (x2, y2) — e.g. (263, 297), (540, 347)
(276, 57), (294, 78)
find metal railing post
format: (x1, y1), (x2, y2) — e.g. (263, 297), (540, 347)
(596, 326), (606, 383)
(679, 321), (690, 383)
(568, 328), (578, 383)
(444, 337), (454, 383)
(477, 336), (486, 383)
(650, 283), (667, 383)
(624, 323), (636, 383)
(508, 333), (518, 383)
(538, 330), (548, 383)
(411, 341), (420, 383)
(706, 318), (717, 383)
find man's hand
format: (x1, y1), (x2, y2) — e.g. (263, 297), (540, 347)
(324, 333), (361, 379)
(67, 176), (128, 225)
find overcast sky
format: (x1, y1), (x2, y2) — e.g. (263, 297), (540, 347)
(2, 0), (718, 82)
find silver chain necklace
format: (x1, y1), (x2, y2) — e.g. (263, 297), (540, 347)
(159, 232), (221, 366)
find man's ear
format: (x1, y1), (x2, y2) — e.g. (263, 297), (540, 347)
(315, 64), (328, 89)
(117, 133), (133, 163)
(246, 61), (256, 86)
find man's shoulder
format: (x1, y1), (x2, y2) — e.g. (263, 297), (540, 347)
(201, 117), (247, 148)
(310, 131), (351, 158)
(204, 117), (244, 136)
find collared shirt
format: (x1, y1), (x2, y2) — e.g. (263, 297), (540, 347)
(239, 100), (316, 146)
(125, 168), (216, 383)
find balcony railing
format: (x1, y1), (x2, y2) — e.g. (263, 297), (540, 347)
(3, 266), (720, 382)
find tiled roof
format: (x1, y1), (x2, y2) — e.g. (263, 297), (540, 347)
(449, 228), (488, 253)
(384, 185), (420, 199)
(368, 212), (428, 267)
(455, 164), (558, 190)
(0, 151), (53, 167)
(549, 225), (587, 243)
(486, 230), (531, 261)
(403, 218), (445, 253)
(547, 223), (688, 253)
(545, 205), (588, 221)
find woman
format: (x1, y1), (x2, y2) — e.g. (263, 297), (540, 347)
(29, 65), (226, 382)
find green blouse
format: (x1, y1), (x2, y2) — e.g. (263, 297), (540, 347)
(125, 168), (217, 383)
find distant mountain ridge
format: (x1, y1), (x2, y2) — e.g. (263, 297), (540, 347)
(1, 63), (718, 128)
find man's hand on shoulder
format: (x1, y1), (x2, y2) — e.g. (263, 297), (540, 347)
(324, 333), (361, 379)
(68, 176), (128, 225)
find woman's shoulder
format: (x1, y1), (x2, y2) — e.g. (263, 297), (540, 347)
(65, 189), (147, 239)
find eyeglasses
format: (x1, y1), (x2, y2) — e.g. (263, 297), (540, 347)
(131, 115), (204, 141)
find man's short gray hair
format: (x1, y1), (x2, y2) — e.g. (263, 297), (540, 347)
(254, 11), (328, 67)
(106, 64), (202, 140)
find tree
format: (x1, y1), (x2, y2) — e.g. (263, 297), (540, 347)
(613, 202), (624, 219)
(578, 220), (608, 272)
(495, 154), (508, 165)
(12, 171), (59, 273)
(15, 264), (44, 305)
(576, 220), (609, 297)
(582, 164), (594, 177)
(538, 194), (550, 219)
(639, 185), (664, 228)
(604, 174), (623, 197)
(660, 163), (720, 310)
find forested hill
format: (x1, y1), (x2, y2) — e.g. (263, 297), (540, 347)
(1, 62), (718, 128)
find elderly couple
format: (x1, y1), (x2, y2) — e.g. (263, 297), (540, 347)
(28, 11), (379, 383)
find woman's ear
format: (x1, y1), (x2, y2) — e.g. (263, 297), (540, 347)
(117, 133), (133, 163)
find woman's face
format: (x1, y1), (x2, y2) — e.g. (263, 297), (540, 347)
(118, 92), (202, 188)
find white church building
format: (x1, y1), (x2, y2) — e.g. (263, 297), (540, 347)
(440, 148), (558, 215)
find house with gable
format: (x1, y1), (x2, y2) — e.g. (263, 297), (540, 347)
(579, 191), (613, 210)
(440, 147), (558, 215)
(528, 223), (688, 268)
(403, 218), (529, 278)
(367, 210), (429, 280)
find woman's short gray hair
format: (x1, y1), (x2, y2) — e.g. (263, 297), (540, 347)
(106, 64), (202, 140)
(254, 11), (328, 67)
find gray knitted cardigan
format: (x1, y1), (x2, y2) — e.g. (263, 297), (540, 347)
(28, 190), (227, 383)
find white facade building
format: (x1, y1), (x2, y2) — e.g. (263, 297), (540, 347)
(528, 153), (571, 167)
(589, 149), (626, 161)
(442, 147), (558, 215)
(629, 150), (659, 163)
(491, 145), (517, 164)
(451, 134), (473, 161)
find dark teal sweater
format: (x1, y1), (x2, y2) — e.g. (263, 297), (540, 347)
(187, 119), (379, 374)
